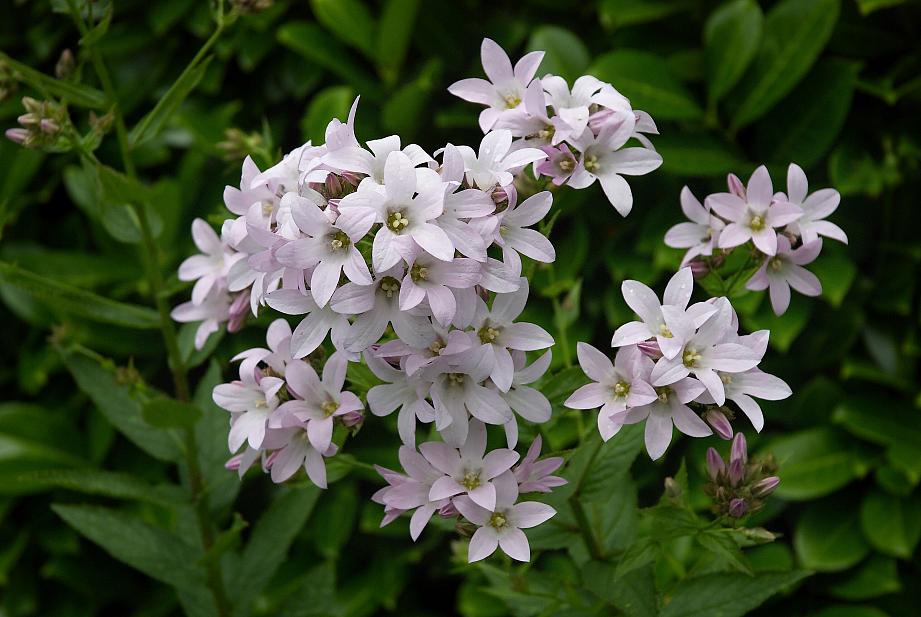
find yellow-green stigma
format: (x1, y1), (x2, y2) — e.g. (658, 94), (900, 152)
(749, 214), (766, 231)
(538, 125), (554, 141)
(387, 210), (410, 232)
(503, 93), (521, 108)
(583, 154), (600, 172)
(410, 263), (429, 282)
(720, 373), (732, 385)
(447, 373), (466, 386)
(682, 347), (702, 368)
(558, 158), (574, 172)
(488, 511), (509, 530)
(658, 323), (673, 338)
(329, 230), (350, 251)
(769, 257), (783, 271)
(478, 325), (501, 344)
(429, 339), (445, 354)
(655, 387), (670, 403)
(380, 276), (400, 298)
(613, 381), (630, 397)
(461, 470), (482, 490)
(320, 400), (339, 417)
(261, 200), (274, 216)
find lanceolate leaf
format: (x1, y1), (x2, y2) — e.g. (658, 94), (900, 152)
(0, 52), (107, 109)
(129, 55), (213, 147)
(310, 0), (376, 58)
(0, 261), (160, 329)
(729, 0), (841, 130)
(704, 0), (764, 104)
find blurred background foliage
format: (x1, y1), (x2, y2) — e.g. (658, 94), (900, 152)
(1, 0), (920, 616)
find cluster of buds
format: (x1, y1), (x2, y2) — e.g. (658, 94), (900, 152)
(5, 97), (72, 151)
(665, 165), (847, 315)
(216, 127), (266, 163)
(705, 433), (779, 519)
(565, 267), (792, 459)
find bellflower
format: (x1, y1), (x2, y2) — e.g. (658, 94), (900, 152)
(513, 435), (566, 493)
(781, 163), (848, 245)
(620, 376), (712, 460)
(664, 187), (725, 266)
(373, 446), (448, 539)
(745, 236), (822, 315)
(454, 129), (546, 190)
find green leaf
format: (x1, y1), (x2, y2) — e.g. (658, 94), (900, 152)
(657, 132), (749, 177)
(278, 22), (380, 97)
(659, 570), (809, 617)
(795, 498), (870, 571)
(13, 469), (183, 504)
(827, 554), (902, 600)
(229, 487), (320, 616)
(766, 427), (868, 500)
(696, 530), (753, 574)
(0, 51), (107, 108)
(704, 0), (764, 103)
(598, 0), (692, 29)
(277, 561), (337, 617)
(382, 59), (441, 141)
(63, 351), (181, 462)
(860, 489), (921, 559)
(580, 424), (645, 504)
(301, 85), (355, 144)
(129, 55), (213, 147)
(376, 0), (420, 85)
(310, 0), (376, 57)
(0, 262), (159, 329)
(141, 396), (202, 429)
(755, 59), (860, 168)
(310, 481), (359, 558)
(832, 396), (921, 482)
(589, 50), (703, 120)
(811, 246), (857, 307)
(583, 561), (657, 617)
(729, 0), (841, 130)
(809, 607), (891, 617)
(53, 503), (208, 590)
(527, 26), (590, 83)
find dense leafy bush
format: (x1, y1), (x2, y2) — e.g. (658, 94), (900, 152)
(1, 1), (919, 616)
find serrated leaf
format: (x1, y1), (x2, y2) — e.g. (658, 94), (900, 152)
(0, 262), (159, 329)
(589, 50), (703, 120)
(729, 0), (841, 129)
(0, 51), (107, 108)
(660, 570), (809, 617)
(704, 0), (764, 103)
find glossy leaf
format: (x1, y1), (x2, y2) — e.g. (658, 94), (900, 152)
(704, 0), (763, 103)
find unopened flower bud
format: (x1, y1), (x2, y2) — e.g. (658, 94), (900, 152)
(232, 0), (273, 13)
(704, 408), (734, 440)
(727, 173), (745, 199)
(752, 476), (780, 497)
(0, 60), (17, 102)
(227, 292), (249, 333)
(728, 458), (745, 487)
(225, 454), (244, 470)
(340, 409), (363, 428)
(664, 476), (682, 501)
(688, 258), (709, 279)
(637, 339), (663, 360)
(706, 447), (725, 481)
(5, 128), (27, 144)
(730, 432), (748, 466)
(491, 186), (510, 212)
(728, 497), (748, 518)
(55, 49), (75, 80)
(439, 501), (459, 518)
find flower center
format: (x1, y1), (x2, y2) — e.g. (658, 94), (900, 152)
(461, 469), (482, 490)
(328, 230), (350, 251)
(261, 200), (274, 216)
(613, 381), (630, 397)
(583, 154), (600, 172)
(447, 372), (466, 386)
(387, 210), (410, 232)
(320, 400), (339, 417)
(499, 224), (508, 236)
(682, 346), (702, 368)
(749, 214), (765, 231)
(379, 276), (400, 298)
(478, 325), (501, 344)
(658, 323), (673, 338)
(502, 93), (521, 108)
(769, 257), (783, 271)
(558, 158), (574, 172)
(410, 263), (429, 282)
(720, 373), (732, 385)
(538, 125), (554, 140)
(489, 511), (509, 530)
(429, 339), (445, 354)
(655, 387), (670, 403)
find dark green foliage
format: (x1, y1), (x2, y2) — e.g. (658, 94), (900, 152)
(1, 1), (920, 616)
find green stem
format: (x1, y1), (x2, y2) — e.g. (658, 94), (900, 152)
(70, 5), (230, 616)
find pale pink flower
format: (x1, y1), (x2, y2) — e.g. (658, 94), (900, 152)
(213, 355), (285, 452)
(171, 286), (231, 349)
(373, 446), (448, 539)
(223, 155), (272, 216)
(513, 435), (566, 494)
(455, 129), (547, 190)
(424, 420), (519, 510)
(364, 351), (436, 446)
(486, 191), (555, 276)
(497, 350), (553, 447)
(178, 219), (245, 305)
(399, 252), (482, 326)
(695, 368), (791, 432)
(664, 187), (725, 266)
(536, 144), (578, 185)
(565, 343), (658, 441)
(782, 163), (847, 245)
(541, 74), (631, 142)
(447, 38), (544, 132)
(620, 376), (711, 460)
(710, 165), (803, 256)
(745, 236), (822, 315)
(264, 289), (350, 357)
(231, 318), (294, 376)
(322, 134), (433, 185)
(263, 426), (338, 488)
(453, 471), (556, 562)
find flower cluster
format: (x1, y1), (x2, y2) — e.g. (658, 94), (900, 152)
(449, 38), (662, 216)
(373, 422), (562, 562)
(565, 267), (792, 460)
(705, 433), (780, 519)
(665, 164), (847, 315)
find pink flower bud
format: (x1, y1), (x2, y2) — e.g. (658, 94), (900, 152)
(438, 501), (459, 518)
(704, 409), (734, 440)
(688, 258), (709, 279)
(706, 447), (725, 480)
(340, 410), (363, 428)
(728, 497), (748, 518)
(227, 292), (249, 333)
(753, 476), (780, 497)
(730, 432), (748, 466)
(637, 339), (663, 360)
(5, 128), (27, 144)
(224, 454), (244, 470)
(728, 459), (745, 487)
(727, 173), (745, 198)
